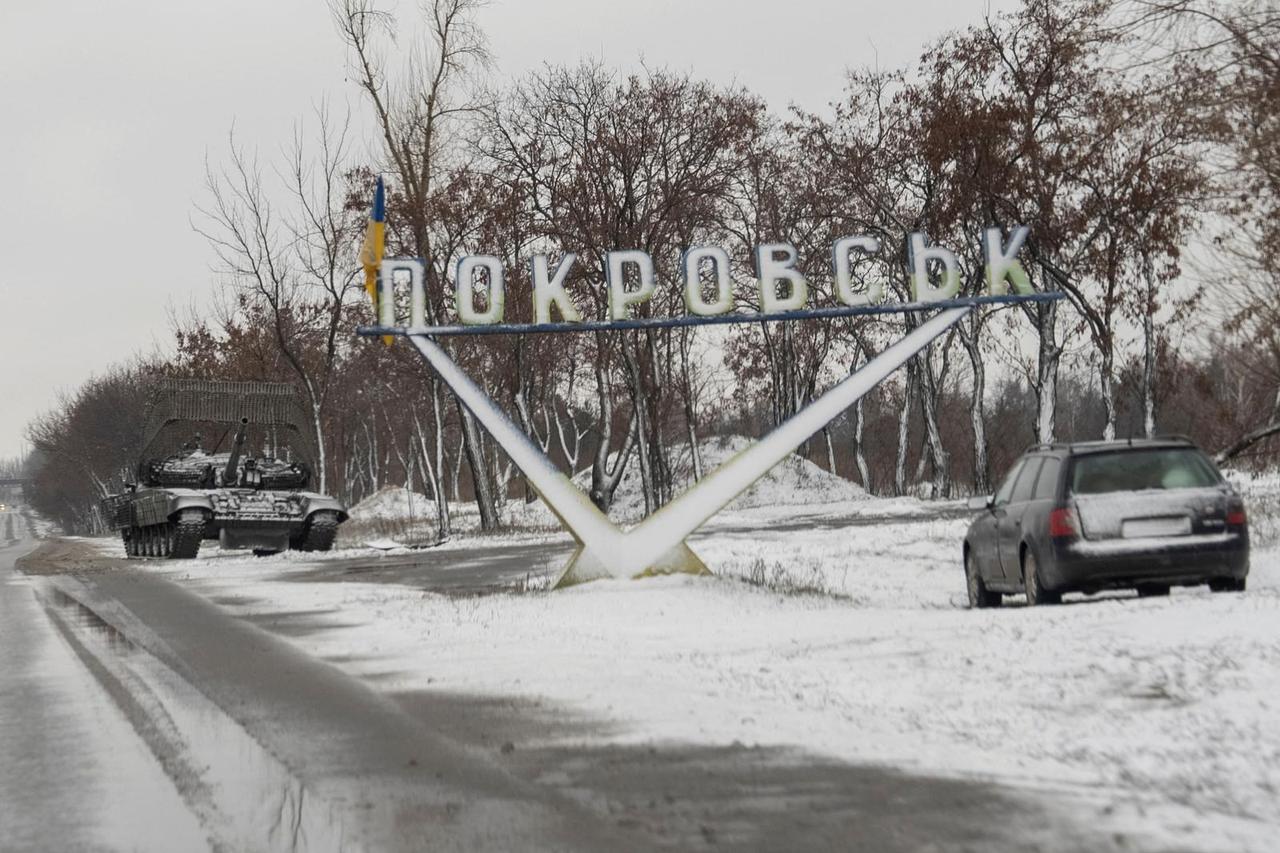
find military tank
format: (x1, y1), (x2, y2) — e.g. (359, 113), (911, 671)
(102, 379), (347, 558)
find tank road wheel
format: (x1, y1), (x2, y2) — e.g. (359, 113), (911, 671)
(168, 510), (208, 560)
(294, 511), (340, 553)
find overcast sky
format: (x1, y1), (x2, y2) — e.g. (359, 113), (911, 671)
(0, 0), (1016, 460)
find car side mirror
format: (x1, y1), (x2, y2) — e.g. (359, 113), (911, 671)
(967, 495), (993, 511)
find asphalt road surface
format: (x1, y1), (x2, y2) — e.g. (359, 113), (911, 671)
(2, 509), (1124, 852)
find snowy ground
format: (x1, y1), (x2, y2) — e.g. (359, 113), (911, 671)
(100, 486), (1279, 851)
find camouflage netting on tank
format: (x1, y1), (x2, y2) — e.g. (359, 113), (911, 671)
(139, 379), (318, 466)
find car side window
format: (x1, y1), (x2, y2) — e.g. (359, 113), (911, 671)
(1033, 457), (1061, 501)
(1010, 458), (1043, 505)
(992, 460), (1026, 507)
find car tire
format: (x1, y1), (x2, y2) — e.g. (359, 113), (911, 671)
(965, 550), (1001, 609)
(1209, 577), (1247, 593)
(1136, 584), (1170, 597)
(1023, 548), (1061, 606)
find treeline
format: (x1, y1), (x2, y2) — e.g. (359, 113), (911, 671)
(25, 0), (1280, 534)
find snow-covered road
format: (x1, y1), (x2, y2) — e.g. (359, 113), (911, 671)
(116, 489), (1280, 852)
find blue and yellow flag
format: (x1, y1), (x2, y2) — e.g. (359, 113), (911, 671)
(360, 176), (390, 344)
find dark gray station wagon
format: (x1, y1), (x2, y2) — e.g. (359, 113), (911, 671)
(964, 438), (1249, 607)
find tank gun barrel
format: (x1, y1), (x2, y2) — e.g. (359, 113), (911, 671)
(223, 417), (249, 485)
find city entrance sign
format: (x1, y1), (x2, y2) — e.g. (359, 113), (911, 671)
(366, 227), (1037, 336)
(357, 223), (1061, 588)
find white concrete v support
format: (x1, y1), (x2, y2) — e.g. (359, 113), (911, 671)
(406, 305), (973, 588)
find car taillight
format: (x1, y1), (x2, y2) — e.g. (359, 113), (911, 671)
(1049, 506), (1078, 539)
(1227, 507), (1247, 526)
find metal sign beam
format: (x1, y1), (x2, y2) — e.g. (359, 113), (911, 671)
(402, 303), (984, 587)
(359, 292), (1059, 339)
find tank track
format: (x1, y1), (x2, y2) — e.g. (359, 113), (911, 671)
(294, 510), (339, 552)
(121, 509), (207, 559)
(170, 509), (207, 559)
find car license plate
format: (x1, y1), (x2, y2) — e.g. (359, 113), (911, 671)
(1122, 516), (1191, 539)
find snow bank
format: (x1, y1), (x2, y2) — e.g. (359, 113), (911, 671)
(347, 486), (437, 522)
(349, 434), (868, 529)
(347, 486), (561, 536)
(578, 433), (867, 519)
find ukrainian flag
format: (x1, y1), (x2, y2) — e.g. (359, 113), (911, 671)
(360, 176), (390, 344)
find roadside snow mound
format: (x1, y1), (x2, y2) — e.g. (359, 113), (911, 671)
(349, 435), (867, 525)
(347, 486), (560, 531)
(581, 434), (867, 518)
(348, 486), (437, 522)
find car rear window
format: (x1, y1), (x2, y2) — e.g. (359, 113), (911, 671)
(1069, 448), (1221, 495)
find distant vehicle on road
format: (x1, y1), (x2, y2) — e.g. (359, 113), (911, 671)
(963, 438), (1248, 607)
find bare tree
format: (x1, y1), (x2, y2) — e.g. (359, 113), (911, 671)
(332, 0), (503, 529)
(193, 107), (362, 493)
(25, 362), (155, 533)
(482, 63), (762, 512)
(1125, 0), (1280, 456)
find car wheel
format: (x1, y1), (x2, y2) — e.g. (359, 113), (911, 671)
(1023, 548), (1061, 606)
(1136, 584), (1170, 598)
(965, 550), (1001, 609)
(1209, 577), (1247, 593)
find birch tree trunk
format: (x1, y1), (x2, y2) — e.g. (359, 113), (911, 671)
(310, 399), (328, 495)
(432, 380), (451, 536)
(588, 348), (637, 513)
(894, 361), (916, 496)
(451, 433), (464, 504)
(413, 408), (450, 538)
(1100, 344), (1117, 440)
(959, 314), (990, 495)
(853, 395), (871, 491)
(915, 349), (951, 498)
(458, 407), (499, 529)
(678, 329), (704, 482)
(624, 345), (656, 516)
(1029, 299), (1063, 443)
(1141, 257), (1158, 438)
(822, 427), (837, 476)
